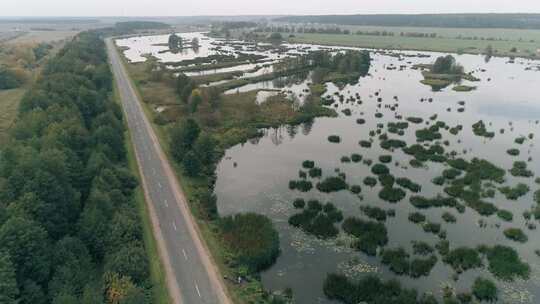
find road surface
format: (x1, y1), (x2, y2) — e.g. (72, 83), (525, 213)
(106, 39), (231, 304)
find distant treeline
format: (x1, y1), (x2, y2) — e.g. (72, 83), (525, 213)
(274, 14), (540, 29)
(256, 26), (438, 38)
(0, 18), (100, 24)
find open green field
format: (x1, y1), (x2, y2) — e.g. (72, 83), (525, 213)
(282, 31), (540, 57)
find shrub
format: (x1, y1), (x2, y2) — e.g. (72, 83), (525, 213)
(408, 212), (426, 223)
(371, 163), (389, 175)
(380, 139), (406, 150)
(289, 205), (342, 239)
(410, 256), (438, 278)
(350, 185), (362, 194)
(503, 228), (527, 243)
(499, 183), (529, 200)
(379, 155), (392, 163)
(407, 117), (423, 124)
(381, 247), (410, 275)
(515, 136), (526, 144)
(412, 241), (434, 255)
(396, 177), (421, 192)
(432, 176), (445, 185)
(351, 153), (362, 162)
(509, 161), (533, 177)
(340, 156), (351, 163)
(422, 222), (441, 234)
(443, 247), (482, 272)
(220, 213), (280, 272)
(342, 217), (388, 256)
(378, 187), (406, 203)
(356, 118), (366, 124)
(302, 160), (315, 169)
(289, 180), (313, 192)
(507, 148), (520, 156)
(363, 176), (377, 187)
(416, 127), (442, 142)
(472, 277), (497, 302)
(360, 205), (387, 221)
(359, 140), (372, 148)
(496, 210), (513, 222)
(442, 168), (462, 179)
(293, 198), (305, 209)
(442, 212), (456, 223)
(309, 167), (322, 178)
(328, 135), (341, 143)
(483, 245), (530, 281)
(316, 177), (348, 193)
(378, 174), (395, 187)
(472, 120), (495, 138)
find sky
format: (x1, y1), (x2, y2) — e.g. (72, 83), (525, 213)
(2, 0), (540, 17)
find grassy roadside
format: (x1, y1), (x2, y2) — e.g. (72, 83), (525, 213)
(113, 82), (170, 304)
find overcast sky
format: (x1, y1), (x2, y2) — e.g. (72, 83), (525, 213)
(3, 0), (540, 17)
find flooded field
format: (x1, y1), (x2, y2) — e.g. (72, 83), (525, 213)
(117, 32), (540, 303)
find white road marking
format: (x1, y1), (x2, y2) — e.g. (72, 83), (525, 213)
(158, 182), (162, 188)
(172, 222), (177, 231)
(182, 249), (188, 260)
(195, 283), (201, 298)
(164, 199), (169, 207)
(152, 168), (156, 175)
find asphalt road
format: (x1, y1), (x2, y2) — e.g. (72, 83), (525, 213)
(106, 39), (231, 304)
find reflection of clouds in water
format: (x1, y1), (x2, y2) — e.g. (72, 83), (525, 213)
(478, 102), (540, 120)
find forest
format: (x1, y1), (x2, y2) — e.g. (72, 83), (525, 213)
(0, 30), (152, 304)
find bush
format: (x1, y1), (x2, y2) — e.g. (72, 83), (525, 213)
(412, 241), (434, 255)
(472, 277), (497, 302)
(442, 212), (456, 223)
(496, 210), (513, 222)
(363, 176), (377, 187)
(309, 167), (322, 178)
(220, 213), (280, 272)
(342, 217), (388, 256)
(359, 140), (372, 148)
(396, 177), (421, 192)
(371, 163), (389, 175)
(509, 161), (533, 178)
(483, 245), (530, 281)
(340, 156), (351, 163)
(360, 205), (387, 221)
(289, 180), (313, 192)
(443, 247), (482, 272)
(328, 135), (341, 143)
(351, 153), (362, 162)
(499, 183), (529, 200)
(408, 212), (426, 223)
(0, 67), (22, 90)
(507, 148), (520, 156)
(407, 117), (423, 124)
(293, 198), (305, 209)
(472, 120), (495, 138)
(302, 160), (315, 169)
(316, 176), (348, 193)
(381, 247), (410, 275)
(442, 168), (462, 179)
(379, 155), (392, 163)
(350, 185), (362, 194)
(378, 174), (395, 187)
(410, 256), (437, 278)
(422, 222), (441, 234)
(378, 187), (406, 203)
(503, 228), (527, 243)
(289, 203), (342, 239)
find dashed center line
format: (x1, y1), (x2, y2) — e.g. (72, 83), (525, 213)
(195, 283), (201, 298)
(164, 199), (169, 207)
(158, 182), (162, 188)
(182, 249), (188, 260)
(172, 222), (177, 231)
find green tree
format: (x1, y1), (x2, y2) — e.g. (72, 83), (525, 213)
(193, 133), (218, 168)
(104, 243), (149, 284)
(169, 118), (200, 162)
(0, 217), (51, 285)
(0, 252), (19, 304)
(183, 151), (201, 177)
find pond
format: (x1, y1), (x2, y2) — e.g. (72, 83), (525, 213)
(118, 32), (540, 303)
